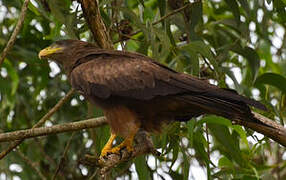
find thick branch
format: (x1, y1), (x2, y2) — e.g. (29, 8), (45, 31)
(0, 117), (107, 142)
(0, 89), (75, 159)
(0, 0), (30, 67)
(80, 130), (160, 178)
(1, 112), (285, 148)
(236, 111), (286, 147)
(80, 0), (113, 49)
(90, 112), (286, 176)
(1, 110), (286, 173)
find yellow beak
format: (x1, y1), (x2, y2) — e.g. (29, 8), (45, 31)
(38, 47), (62, 59)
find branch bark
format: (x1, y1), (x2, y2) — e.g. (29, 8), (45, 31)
(80, 130), (160, 178)
(0, 89), (75, 159)
(236, 112), (286, 147)
(0, 117), (106, 142)
(80, 0), (113, 49)
(0, 0), (30, 67)
(1, 111), (286, 172)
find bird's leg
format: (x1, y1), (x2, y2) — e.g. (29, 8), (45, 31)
(100, 133), (117, 157)
(110, 126), (139, 155)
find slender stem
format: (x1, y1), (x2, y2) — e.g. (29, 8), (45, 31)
(205, 124), (211, 179)
(52, 132), (75, 180)
(114, 2), (193, 43)
(0, 0), (30, 67)
(17, 151), (46, 180)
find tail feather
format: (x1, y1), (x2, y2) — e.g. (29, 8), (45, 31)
(204, 88), (267, 111)
(176, 95), (251, 121)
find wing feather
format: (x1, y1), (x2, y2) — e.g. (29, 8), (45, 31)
(70, 53), (189, 99)
(69, 49), (266, 111)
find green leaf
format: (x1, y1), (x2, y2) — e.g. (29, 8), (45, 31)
(193, 131), (214, 166)
(224, 0), (241, 25)
(3, 59), (19, 96)
(188, 1), (203, 41)
(237, 0), (251, 17)
(134, 156), (151, 180)
(48, 0), (77, 39)
(27, 2), (41, 16)
(197, 115), (232, 128)
(231, 45), (260, 81)
(222, 67), (242, 92)
(119, 7), (149, 39)
(182, 151), (190, 180)
(232, 125), (249, 149)
(218, 156), (234, 168)
(208, 122), (246, 167)
(153, 27), (171, 60)
(255, 73), (286, 93)
(180, 49), (200, 75)
(187, 120), (196, 147)
(181, 41), (218, 71)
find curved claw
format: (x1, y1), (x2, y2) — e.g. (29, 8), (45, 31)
(100, 135), (135, 158)
(100, 133), (117, 157)
(100, 127), (138, 158)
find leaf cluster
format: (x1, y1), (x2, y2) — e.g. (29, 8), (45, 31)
(0, 0), (286, 179)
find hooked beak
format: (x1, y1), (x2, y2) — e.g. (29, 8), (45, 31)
(38, 47), (63, 59)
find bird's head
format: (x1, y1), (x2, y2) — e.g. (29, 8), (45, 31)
(39, 40), (82, 64)
(39, 39), (98, 72)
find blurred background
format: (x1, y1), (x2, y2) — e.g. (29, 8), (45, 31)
(0, 0), (286, 179)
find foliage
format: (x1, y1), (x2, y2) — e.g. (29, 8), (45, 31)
(0, 0), (286, 179)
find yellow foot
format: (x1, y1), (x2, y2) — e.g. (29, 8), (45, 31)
(99, 127), (138, 158)
(100, 147), (112, 157)
(111, 141), (134, 154)
(99, 133), (117, 157)
(100, 139), (134, 158)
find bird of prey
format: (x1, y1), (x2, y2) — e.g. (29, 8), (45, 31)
(39, 40), (267, 157)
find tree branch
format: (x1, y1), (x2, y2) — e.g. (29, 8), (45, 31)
(236, 111), (286, 147)
(80, 0), (113, 49)
(1, 109), (286, 172)
(80, 130), (160, 178)
(0, 89), (75, 159)
(0, 117), (106, 142)
(0, 0), (30, 67)
(114, 2), (193, 43)
(152, 2), (192, 26)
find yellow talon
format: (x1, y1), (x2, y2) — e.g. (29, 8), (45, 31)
(100, 133), (116, 157)
(99, 127), (138, 157)
(110, 137), (134, 154)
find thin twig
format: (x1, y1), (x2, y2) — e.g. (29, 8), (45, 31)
(52, 132), (75, 180)
(114, 2), (192, 43)
(205, 124), (211, 178)
(152, 3), (192, 26)
(34, 138), (57, 167)
(0, 89), (75, 159)
(0, 117), (107, 142)
(17, 151), (47, 180)
(33, 89), (76, 129)
(0, 0), (30, 67)
(202, 56), (215, 72)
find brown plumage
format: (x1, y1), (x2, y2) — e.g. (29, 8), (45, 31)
(39, 40), (267, 156)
